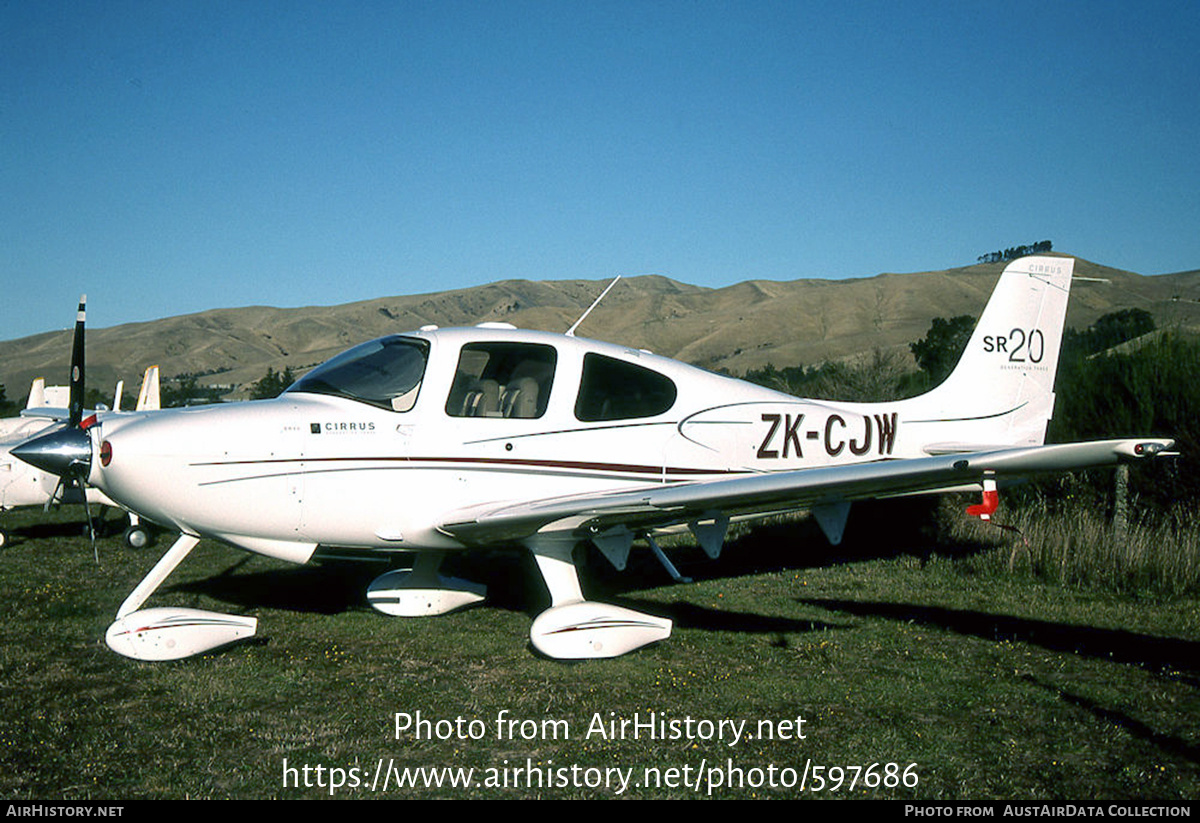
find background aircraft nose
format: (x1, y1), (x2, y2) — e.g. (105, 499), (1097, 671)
(11, 427), (93, 478)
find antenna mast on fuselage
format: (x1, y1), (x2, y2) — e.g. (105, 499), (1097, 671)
(565, 276), (622, 337)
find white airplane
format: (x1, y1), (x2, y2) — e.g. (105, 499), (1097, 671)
(13, 257), (1176, 661)
(1, 298), (161, 549)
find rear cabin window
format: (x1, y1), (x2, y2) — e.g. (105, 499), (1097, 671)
(446, 342), (557, 419)
(574, 353), (677, 422)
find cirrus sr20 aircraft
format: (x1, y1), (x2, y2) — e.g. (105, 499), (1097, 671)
(13, 256), (1176, 661)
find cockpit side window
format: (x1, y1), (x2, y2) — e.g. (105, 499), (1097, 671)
(446, 342), (557, 419)
(286, 335), (429, 412)
(574, 353), (677, 422)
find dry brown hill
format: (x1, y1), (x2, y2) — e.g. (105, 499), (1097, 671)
(2, 256), (1198, 402)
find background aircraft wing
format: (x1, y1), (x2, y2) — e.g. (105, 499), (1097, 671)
(438, 438), (1175, 546)
(19, 408), (70, 422)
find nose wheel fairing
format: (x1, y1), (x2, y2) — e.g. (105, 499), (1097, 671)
(104, 533), (260, 661)
(106, 607), (257, 661)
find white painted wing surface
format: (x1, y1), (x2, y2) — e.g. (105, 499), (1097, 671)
(439, 438), (1175, 545)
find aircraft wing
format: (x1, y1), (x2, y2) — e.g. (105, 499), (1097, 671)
(19, 408), (70, 421)
(438, 438), (1175, 546)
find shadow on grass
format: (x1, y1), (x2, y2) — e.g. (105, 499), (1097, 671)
(1028, 675), (1200, 765)
(617, 596), (846, 636)
(800, 597), (1200, 684)
(6, 518), (95, 542)
(166, 549), (557, 615)
(151, 497), (1002, 640)
(581, 497), (997, 593)
(2, 509), (153, 548)
(163, 543), (855, 645)
(169, 559), (380, 615)
(521, 599), (844, 662)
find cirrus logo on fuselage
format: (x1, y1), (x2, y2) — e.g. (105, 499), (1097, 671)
(309, 422), (377, 434)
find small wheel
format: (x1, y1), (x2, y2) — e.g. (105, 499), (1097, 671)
(124, 525), (152, 549)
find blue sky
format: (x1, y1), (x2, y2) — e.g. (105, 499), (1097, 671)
(3, 0), (1198, 341)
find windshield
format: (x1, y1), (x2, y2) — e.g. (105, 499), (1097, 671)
(286, 335), (429, 411)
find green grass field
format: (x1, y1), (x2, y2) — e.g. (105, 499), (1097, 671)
(1, 505), (1198, 799)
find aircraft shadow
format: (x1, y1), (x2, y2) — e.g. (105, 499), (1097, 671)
(582, 498), (979, 592)
(6, 518), (97, 541)
(168, 549), (562, 615)
(4, 508), (139, 543)
(165, 548), (851, 644)
(616, 597), (845, 638)
(799, 597), (1200, 685)
(169, 559), (380, 615)
(160, 498), (993, 628)
(1027, 674), (1200, 765)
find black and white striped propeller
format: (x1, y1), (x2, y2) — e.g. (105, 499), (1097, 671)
(13, 295), (102, 557)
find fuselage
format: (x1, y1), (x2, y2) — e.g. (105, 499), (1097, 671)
(84, 326), (937, 560)
(1, 419), (61, 509)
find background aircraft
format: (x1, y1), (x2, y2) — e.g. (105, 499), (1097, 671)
(14, 258), (1176, 660)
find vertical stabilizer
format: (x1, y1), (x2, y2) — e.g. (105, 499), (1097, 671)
(136, 366), (161, 411)
(25, 378), (46, 410)
(902, 256), (1074, 451)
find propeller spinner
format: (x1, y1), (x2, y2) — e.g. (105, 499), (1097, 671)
(11, 425), (93, 479)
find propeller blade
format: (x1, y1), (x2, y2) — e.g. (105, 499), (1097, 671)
(80, 484), (99, 563)
(43, 474), (67, 512)
(68, 295), (86, 429)
(21, 296), (101, 561)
